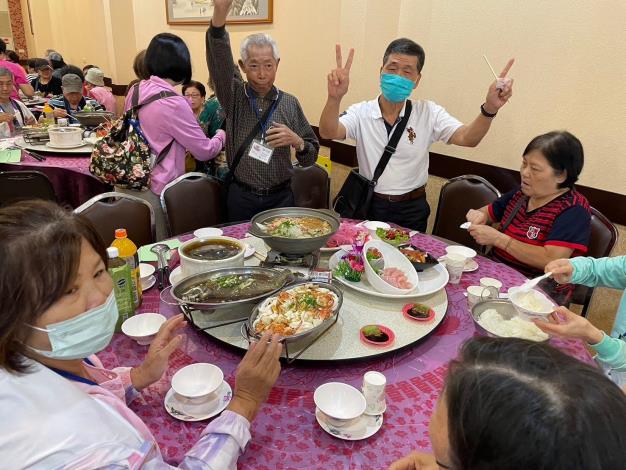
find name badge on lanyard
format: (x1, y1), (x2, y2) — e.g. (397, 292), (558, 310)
(248, 92), (278, 165)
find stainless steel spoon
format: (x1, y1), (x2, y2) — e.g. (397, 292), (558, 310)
(150, 244), (171, 290)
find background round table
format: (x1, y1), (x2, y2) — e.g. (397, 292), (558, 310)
(99, 223), (594, 469)
(0, 151), (110, 207)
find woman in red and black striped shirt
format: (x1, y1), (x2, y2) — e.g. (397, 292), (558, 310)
(466, 131), (591, 303)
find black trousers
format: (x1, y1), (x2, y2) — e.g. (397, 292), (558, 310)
(368, 195), (430, 232)
(227, 182), (295, 222)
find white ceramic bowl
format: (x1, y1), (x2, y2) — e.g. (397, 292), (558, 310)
(509, 287), (554, 319)
(445, 245), (477, 259)
(171, 363), (224, 402)
(121, 313), (166, 345)
(48, 126), (83, 147)
(363, 221), (390, 238)
(193, 227), (224, 238)
(179, 236), (245, 278)
(363, 240), (418, 295)
(139, 263), (155, 281)
(314, 382), (366, 426)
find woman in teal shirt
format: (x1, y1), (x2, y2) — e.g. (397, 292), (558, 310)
(537, 256), (626, 388)
(182, 79), (226, 175)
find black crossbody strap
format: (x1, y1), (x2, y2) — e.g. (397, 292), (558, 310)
(128, 83), (181, 167)
(130, 83), (140, 109)
(226, 91), (283, 179)
(500, 194), (527, 232)
(371, 100), (412, 186)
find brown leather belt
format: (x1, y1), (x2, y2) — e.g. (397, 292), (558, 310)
(373, 185), (426, 202)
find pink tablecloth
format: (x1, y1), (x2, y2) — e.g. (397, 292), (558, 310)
(0, 151), (110, 207)
(99, 224), (594, 469)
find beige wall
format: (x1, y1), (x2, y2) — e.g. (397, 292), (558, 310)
(22, 0), (626, 195)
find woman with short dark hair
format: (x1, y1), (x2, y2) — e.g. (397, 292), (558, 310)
(182, 79), (226, 173)
(391, 337), (626, 470)
(466, 131), (591, 303)
(182, 79), (226, 137)
(0, 200), (281, 468)
(121, 34), (225, 239)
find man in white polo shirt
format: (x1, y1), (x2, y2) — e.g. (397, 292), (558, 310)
(319, 38), (513, 231)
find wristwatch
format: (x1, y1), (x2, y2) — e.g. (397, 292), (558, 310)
(295, 139), (305, 152)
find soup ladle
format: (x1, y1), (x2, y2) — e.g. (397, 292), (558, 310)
(151, 243), (171, 290)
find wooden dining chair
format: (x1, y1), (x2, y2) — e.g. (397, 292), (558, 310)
(74, 192), (155, 247)
(570, 207), (619, 317)
(291, 163), (331, 209)
(432, 175), (501, 251)
(160, 172), (224, 237)
(0, 170), (57, 208)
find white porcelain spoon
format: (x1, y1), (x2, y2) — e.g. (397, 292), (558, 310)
(518, 272), (552, 291)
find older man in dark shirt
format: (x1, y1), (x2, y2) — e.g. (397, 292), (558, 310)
(206, 0), (319, 221)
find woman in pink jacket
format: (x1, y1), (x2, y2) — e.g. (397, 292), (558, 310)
(0, 201), (281, 469)
(120, 33), (226, 240)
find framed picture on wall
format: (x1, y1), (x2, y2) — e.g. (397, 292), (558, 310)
(165, 0), (273, 25)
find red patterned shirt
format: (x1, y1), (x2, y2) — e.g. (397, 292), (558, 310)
(488, 188), (591, 302)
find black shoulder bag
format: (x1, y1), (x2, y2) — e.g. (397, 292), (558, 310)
(333, 100), (413, 219)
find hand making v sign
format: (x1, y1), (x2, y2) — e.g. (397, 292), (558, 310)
(327, 44), (355, 100)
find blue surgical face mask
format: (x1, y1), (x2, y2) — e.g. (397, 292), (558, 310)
(380, 73), (415, 103)
(27, 292), (118, 360)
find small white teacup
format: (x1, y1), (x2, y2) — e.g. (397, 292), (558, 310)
(314, 382), (366, 428)
(171, 363), (224, 404)
(480, 277), (503, 295)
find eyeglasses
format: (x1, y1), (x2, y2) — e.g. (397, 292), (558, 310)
(184, 93), (202, 98)
(0, 82), (13, 89)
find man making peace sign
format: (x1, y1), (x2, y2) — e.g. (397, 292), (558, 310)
(319, 38), (514, 232)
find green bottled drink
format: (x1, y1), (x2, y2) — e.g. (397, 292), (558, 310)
(106, 247), (135, 332)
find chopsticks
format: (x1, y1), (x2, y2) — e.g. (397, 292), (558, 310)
(483, 54), (512, 100)
(28, 150), (46, 161)
(482, 54), (499, 80)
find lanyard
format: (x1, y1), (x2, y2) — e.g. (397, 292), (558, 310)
(47, 358), (98, 386)
(249, 88), (279, 140)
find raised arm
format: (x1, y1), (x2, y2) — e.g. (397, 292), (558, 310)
(319, 44), (354, 140)
(206, 0), (237, 116)
(448, 58), (514, 147)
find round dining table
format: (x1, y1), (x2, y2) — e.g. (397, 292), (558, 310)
(0, 150), (110, 208)
(99, 222), (594, 469)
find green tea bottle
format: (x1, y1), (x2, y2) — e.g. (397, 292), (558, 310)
(106, 247), (135, 331)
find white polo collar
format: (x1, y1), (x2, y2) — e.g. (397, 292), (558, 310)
(371, 95), (410, 120)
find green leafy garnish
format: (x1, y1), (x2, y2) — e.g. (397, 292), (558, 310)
(333, 259), (362, 282)
(297, 293), (319, 309)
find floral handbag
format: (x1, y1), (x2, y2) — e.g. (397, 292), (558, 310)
(89, 84), (176, 190)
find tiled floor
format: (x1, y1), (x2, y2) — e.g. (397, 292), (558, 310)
(327, 159), (622, 336)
